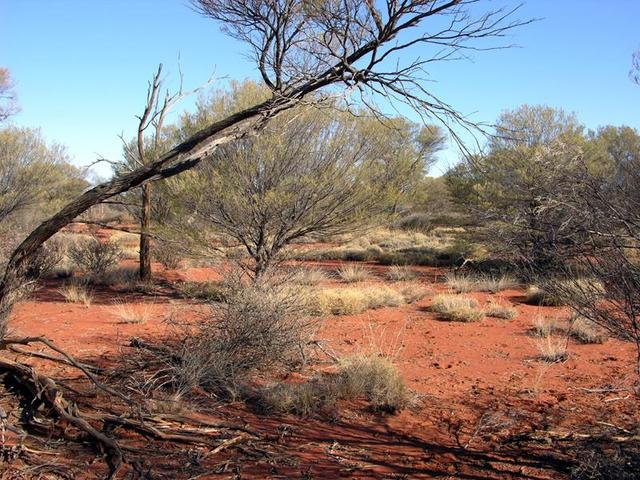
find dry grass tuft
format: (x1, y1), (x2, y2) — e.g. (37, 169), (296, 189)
(531, 316), (560, 338)
(525, 285), (565, 306)
(386, 265), (417, 281)
(445, 272), (519, 293)
(397, 284), (431, 304)
(484, 301), (517, 320)
(308, 284), (428, 316)
(311, 288), (369, 315)
(57, 282), (93, 307)
(430, 294), (484, 322)
(111, 301), (152, 324)
(291, 268), (330, 286)
(259, 354), (408, 416)
(337, 355), (408, 412)
(569, 316), (607, 344)
(336, 265), (373, 283)
(443, 272), (476, 293)
(260, 381), (327, 416)
(535, 335), (568, 363)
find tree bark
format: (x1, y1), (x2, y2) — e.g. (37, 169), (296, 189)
(139, 183), (152, 281)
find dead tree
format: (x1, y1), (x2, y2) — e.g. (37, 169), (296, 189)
(0, 1), (531, 476)
(118, 64), (207, 281)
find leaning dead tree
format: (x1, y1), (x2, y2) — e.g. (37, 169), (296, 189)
(0, 1), (530, 476)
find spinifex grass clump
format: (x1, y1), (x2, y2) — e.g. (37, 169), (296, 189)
(258, 354), (408, 416)
(430, 294), (484, 322)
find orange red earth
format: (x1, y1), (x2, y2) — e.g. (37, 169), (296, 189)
(2, 251), (638, 479)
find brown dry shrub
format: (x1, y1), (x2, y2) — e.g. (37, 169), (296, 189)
(148, 280), (316, 396)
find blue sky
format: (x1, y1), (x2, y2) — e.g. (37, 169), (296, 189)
(1, 0), (639, 177)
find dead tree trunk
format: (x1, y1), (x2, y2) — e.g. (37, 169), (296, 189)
(139, 183), (152, 281)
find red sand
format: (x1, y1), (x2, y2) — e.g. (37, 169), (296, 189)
(4, 260), (638, 479)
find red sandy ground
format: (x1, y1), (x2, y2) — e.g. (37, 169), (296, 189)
(2, 256), (638, 479)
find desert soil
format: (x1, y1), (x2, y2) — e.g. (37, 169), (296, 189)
(2, 251), (638, 479)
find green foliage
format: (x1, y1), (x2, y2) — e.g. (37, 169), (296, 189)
(0, 127), (87, 270)
(156, 81), (444, 278)
(68, 237), (122, 277)
(0, 127), (86, 224)
(446, 105), (615, 268)
(402, 175), (468, 230)
(0, 67), (18, 122)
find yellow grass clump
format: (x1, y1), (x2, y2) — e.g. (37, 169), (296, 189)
(430, 294), (484, 322)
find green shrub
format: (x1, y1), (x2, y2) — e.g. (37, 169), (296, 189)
(154, 242), (182, 270)
(394, 213), (433, 232)
(68, 237), (122, 276)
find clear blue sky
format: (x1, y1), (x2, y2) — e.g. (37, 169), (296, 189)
(1, 0), (639, 177)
